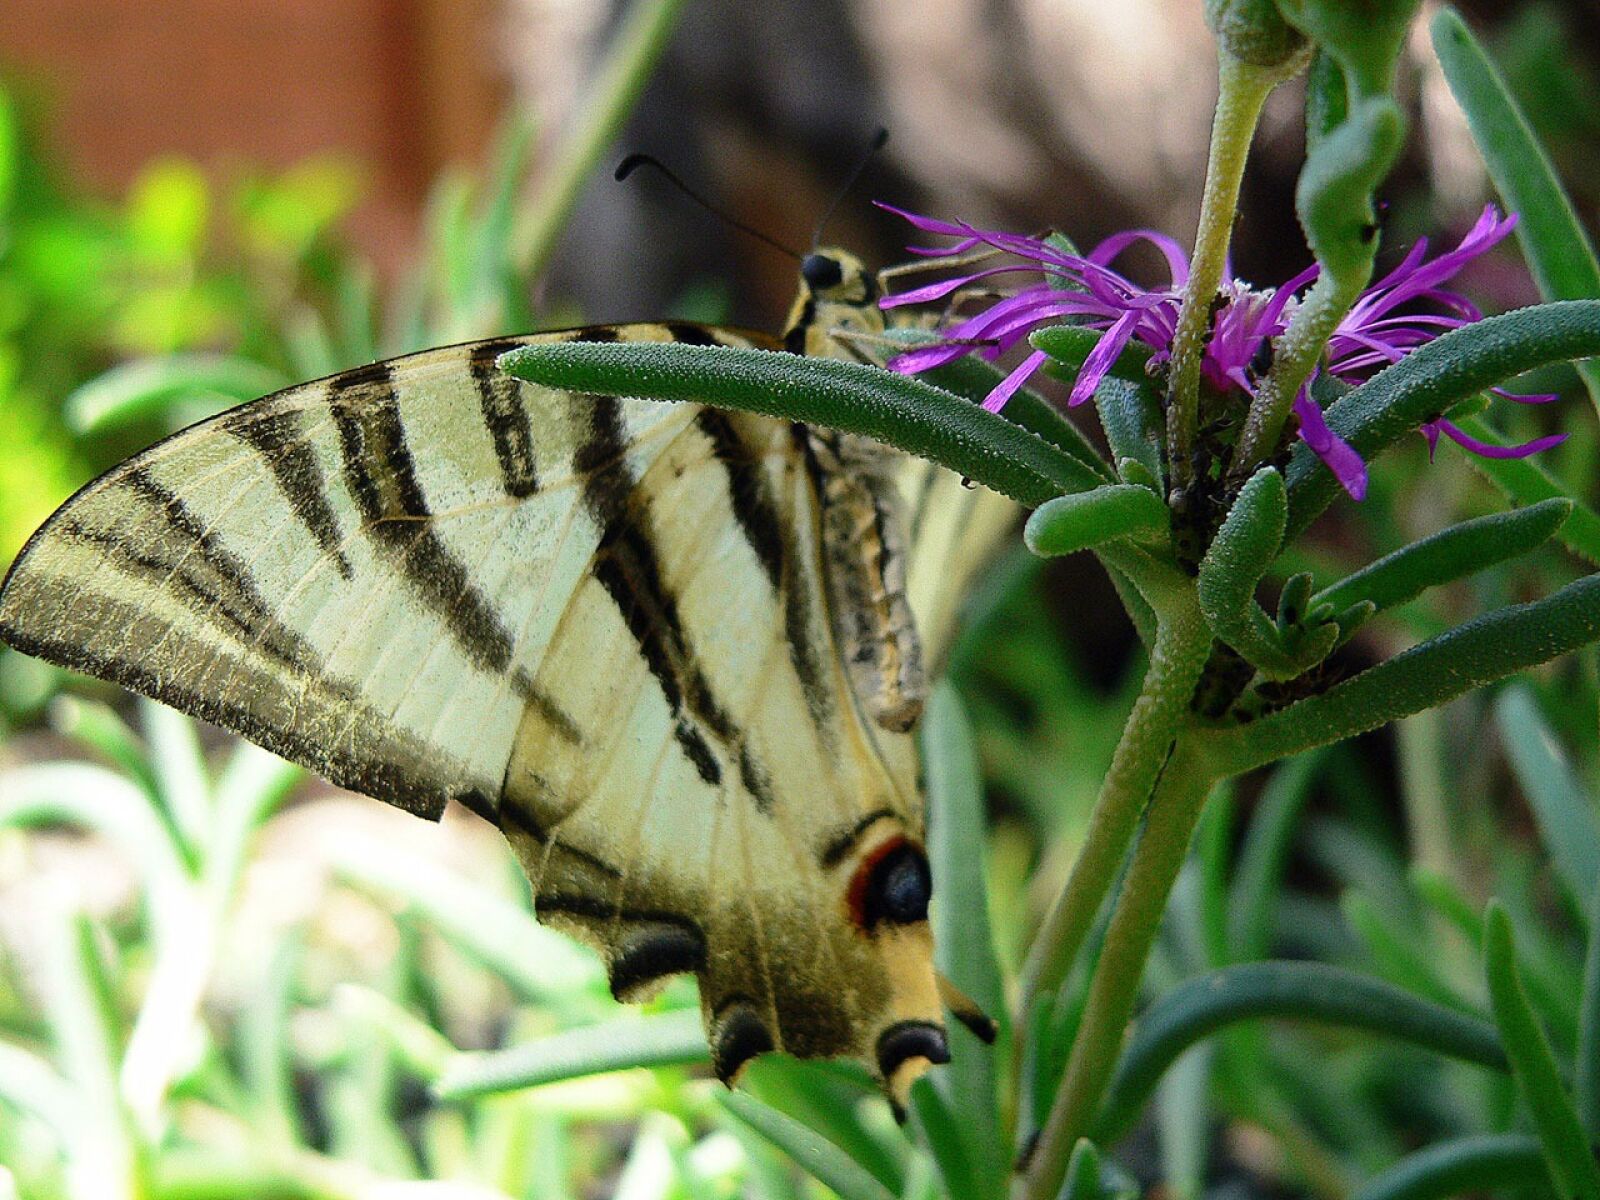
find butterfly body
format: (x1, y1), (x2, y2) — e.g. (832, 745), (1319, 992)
(0, 248), (1010, 1108)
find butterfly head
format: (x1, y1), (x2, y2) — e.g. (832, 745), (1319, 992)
(786, 248), (885, 357)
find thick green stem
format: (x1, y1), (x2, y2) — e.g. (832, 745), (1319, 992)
(1021, 747), (1217, 1200)
(1016, 590), (1211, 1017)
(1229, 268), (1362, 476)
(1166, 54), (1288, 496)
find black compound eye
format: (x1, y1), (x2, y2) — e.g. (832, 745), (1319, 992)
(801, 253), (845, 292)
(860, 842), (931, 929)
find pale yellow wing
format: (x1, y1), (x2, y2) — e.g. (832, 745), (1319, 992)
(0, 324), (949, 1103)
(893, 451), (1019, 671)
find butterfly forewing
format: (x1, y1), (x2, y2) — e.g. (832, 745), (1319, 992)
(2, 334), (703, 820)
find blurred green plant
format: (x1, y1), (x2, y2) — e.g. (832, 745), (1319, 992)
(5, 2), (1600, 1200)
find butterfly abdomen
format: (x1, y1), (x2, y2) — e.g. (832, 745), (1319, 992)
(802, 430), (926, 733)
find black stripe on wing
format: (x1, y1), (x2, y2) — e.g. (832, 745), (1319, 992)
(225, 405), (355, 579)
(576, 395), (776, 812)
(469, 339), (541, 499)
(329, 361), (523, 678)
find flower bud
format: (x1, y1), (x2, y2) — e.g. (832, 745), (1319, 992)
(1204, 0), (1307, 68)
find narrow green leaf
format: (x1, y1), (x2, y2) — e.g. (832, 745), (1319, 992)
(469, 113), (537, 298)
(1314, 499), (1572, 616)
(1455, 414), (1600, 564)
(1351, 1134), (1550, 1200)
(435, 1011), (703, 1100)
(1285, 300), (1600, 539)
(1095, 961), (1507, 1140)
(1057, 1137), (1102, 1200)
(1227, 751), (1323, 960)
(1106, 563), (1159, 649)
(1205, 571), (1600, 775)
(65, 354), (288, 434)
(1154, 1045), (1213, 1200)
(240, 931), (304, 1150)
(141, 699), (212, 864)
(1, 763), (192, 936)
(1304, 49), (1346, 149)
(1495, 686), (1600, 908)
(1198, 468), (1337, 678)
(1343, 890), (1466, 1011)
(207, 742), (303, 909)
(1197, 466), (1284, 650)
(719, 1091), (897, 1200)
(885, 328), (1112, 482)
(1483, 901), (1600, 1200)
(742, 1057), (905, 1194)
(1195, 784), (1235, 971)
(1025, 485), (1168, 557)
(908, 1078), (977, 1200)
(1431, 6), (1600, 412)
(920, 685), (1005, 1192)
(335, 984), (457, 1081)
(332, 843), (603, 1007)
(1580, 879), (1600, 1137)
(40, 911), (139, 1199)
(498, 342), (1103, 503)
(1031, 325), (1155, 387)
(1093, 379), (1164, 489)
(48, 695), (161, 804)
(1413, 867), (1580, 1045)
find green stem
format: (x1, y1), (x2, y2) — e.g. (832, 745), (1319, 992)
(1229, 267), (1363, 479)
(511, 0), (690, 280)
(1022, 745), (1217, 1200)
(1166, 54), (1287, 496)
(1016, 587), (1211, 1017)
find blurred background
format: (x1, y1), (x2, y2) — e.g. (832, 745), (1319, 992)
(2, 2), (1600, 1198)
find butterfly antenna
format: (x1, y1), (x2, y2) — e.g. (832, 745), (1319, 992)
(615, 153), (802, 261)
(811, 126), (890, 249)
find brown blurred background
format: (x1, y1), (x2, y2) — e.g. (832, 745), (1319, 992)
(2, 0), (1597, 326)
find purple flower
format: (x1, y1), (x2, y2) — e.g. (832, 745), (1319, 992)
(878, 202), (1563, 501)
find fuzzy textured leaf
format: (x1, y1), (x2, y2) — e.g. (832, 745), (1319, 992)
(499, 341), (1102, 504)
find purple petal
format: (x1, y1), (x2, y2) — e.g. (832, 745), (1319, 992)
(1294, 388), (1369, 500)
(1490, 386), (1561, 405)
(881, 264), (1054, 309)
(1433, 420), (1567, 459)
(1066, 310), (1142, 407)
(1087, 229), (1191, 286)
(983, 350), (1050, 413)
(873, 201), (979, 240)
(1421, 420), (1442, 459)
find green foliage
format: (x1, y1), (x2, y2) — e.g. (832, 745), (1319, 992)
(499, 340), (1106, 504)
(6, 4), (1600, 1200)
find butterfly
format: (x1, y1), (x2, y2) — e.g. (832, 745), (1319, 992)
(0, 247), (1015, 1113)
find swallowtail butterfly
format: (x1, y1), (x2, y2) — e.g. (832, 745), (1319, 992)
(0, 249), (1015, 1111)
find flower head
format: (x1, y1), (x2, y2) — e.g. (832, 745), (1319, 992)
(878, 203), (1562, 500)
